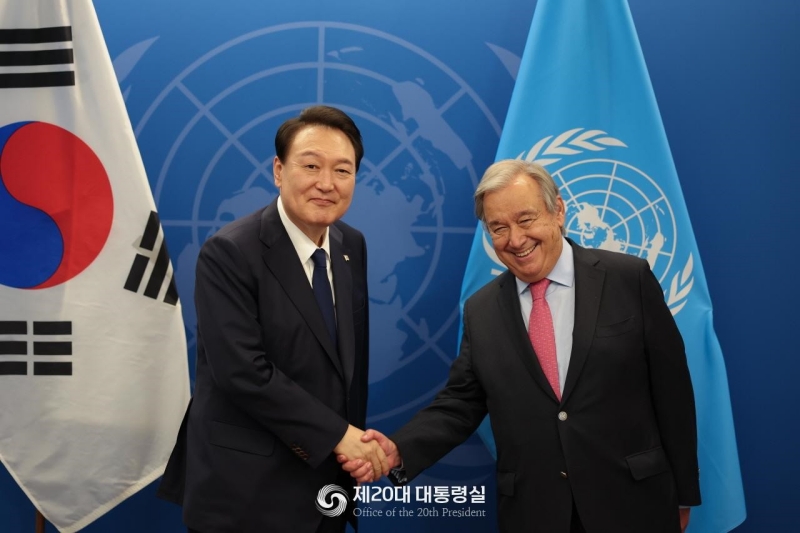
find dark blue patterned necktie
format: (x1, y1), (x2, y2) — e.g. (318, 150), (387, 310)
(311, 249), (337, 348)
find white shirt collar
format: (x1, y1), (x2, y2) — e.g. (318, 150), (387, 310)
(277, 196), (331, 263)
(515, 237), (575, 295)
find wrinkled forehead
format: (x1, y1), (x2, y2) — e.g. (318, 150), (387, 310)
(285, 124), (355, 157)
(484, 177), (547, 212)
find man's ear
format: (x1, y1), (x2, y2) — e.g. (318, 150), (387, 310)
(555, 195), (566, 220)
(273, 156), (283, 188)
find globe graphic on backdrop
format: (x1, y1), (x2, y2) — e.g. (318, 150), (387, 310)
(131, 22), (500, 427)
(555, 158), (677, 281)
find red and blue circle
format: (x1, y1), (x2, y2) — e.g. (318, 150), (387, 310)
(0, 121), (114, 289)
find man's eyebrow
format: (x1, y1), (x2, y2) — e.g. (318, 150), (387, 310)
(514, 209), (539, 218)
(486, 209), (539, 226)
(296, 150), (354, 166)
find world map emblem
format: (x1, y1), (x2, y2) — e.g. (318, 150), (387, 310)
(502, 128), (695, 315)
(124, 20), (502, 453)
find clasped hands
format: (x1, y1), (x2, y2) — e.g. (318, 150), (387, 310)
(334, 426), (400, 483)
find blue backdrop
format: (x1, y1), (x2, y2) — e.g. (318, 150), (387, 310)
(1, 0), (798, 531)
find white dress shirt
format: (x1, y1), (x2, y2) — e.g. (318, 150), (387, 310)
(277, 196), (335, 304)
(514, 237), (575, 392)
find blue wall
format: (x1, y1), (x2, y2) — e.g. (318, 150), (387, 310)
(1, 1), (798, 531)
(633, 2), (800, 532)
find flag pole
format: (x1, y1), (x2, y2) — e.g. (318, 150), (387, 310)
(35, 509), (46, 533)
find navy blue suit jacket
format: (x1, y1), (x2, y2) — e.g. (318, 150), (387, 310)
(391, 241), (700, 533)
(158, 200), (369, 532)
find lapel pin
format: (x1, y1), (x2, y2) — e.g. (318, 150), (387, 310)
(343, 254), (350, 262)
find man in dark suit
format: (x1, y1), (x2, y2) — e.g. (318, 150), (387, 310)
(158, 106), (387, 533)
(341, 159), (701, 533)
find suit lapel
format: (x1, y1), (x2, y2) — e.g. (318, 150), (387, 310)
(561, 241), (604, 404)
(258, 201), (344, 379)
(496, 272), (560, 403)
(329, 225), (355, 393)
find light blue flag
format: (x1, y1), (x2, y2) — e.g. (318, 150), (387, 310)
(461, 1), (746, 531)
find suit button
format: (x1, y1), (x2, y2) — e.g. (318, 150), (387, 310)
(558, 411), (568, 421)
(560, 471), (568, 479)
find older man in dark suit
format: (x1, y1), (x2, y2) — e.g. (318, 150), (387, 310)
(342, 159), (701, 533)
(158, 106), (387, 533)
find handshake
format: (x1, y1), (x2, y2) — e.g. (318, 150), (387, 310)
(333, 425), (401, 483)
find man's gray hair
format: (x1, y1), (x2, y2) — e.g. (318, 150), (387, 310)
(474, 159), (565, 235)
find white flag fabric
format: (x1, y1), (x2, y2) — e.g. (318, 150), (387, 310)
(0, 1), (190, 531)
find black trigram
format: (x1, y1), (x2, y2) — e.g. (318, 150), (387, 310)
(124, 211), (179, 306)
(0, 321), (72, 376)
(0, 26), (75, 89)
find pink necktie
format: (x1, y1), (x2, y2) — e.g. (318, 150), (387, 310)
(529, 279), (561, 400)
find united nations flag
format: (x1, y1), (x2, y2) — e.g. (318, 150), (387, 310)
(461, 1), (746, 531)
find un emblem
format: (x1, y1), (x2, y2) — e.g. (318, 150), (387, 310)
(126, 20), (503, 453)
(510, 128), (694, 315)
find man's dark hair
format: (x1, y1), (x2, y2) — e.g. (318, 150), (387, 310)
(275, 105), (364, 171)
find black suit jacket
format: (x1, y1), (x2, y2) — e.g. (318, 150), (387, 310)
(158, 200), (369, 532)
(392, 240), (700, 533)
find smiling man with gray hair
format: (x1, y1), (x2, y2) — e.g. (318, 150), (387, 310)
(342, 159), (701, 533)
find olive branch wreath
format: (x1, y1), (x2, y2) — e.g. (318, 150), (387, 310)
(511, 128), (693, 316)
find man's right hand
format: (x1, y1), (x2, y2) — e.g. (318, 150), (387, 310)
(337, 429), (401, 483)
(333, 425), (389, 482)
